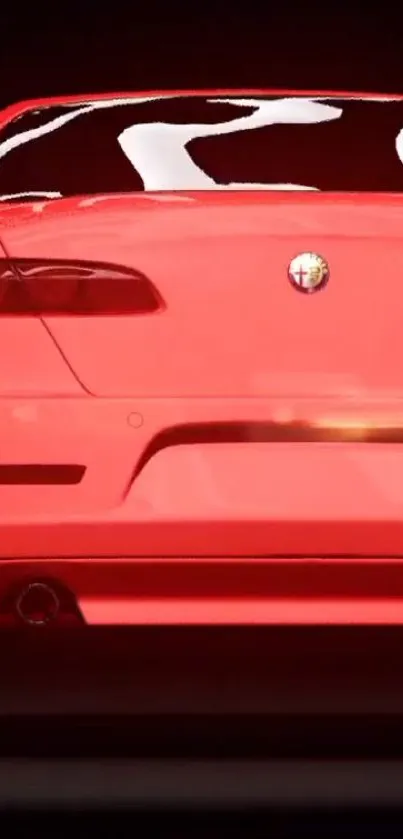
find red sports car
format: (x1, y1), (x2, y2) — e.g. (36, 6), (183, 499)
(0, 88), (402, 626)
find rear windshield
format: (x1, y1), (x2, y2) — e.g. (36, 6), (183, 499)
(1, 95), (403, 200)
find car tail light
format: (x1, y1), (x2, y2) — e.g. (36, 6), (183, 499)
(0, 258), (164, 315)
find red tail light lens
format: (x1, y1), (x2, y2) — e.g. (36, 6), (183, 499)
(0, 258), (164, 315)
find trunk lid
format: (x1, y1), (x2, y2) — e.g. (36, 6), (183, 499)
(1, 191), (401, 400)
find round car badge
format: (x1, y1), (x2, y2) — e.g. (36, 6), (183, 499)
(288, 252), (329, 293)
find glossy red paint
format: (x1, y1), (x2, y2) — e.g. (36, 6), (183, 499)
(2, 557), (403, 625)
(1, 89), (403, 625)
(3, 191), (403, 397)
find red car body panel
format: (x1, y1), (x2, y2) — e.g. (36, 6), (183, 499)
(1, 89), (403, 625)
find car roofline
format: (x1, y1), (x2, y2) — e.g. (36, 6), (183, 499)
(1, 87), (402, 126)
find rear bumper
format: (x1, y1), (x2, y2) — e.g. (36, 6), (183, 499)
(3, 556), (403, 625)
(3, 395), (403, 556)
(3, 395), (403, 624)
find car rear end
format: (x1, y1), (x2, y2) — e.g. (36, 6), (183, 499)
(1, 91), (403, 626)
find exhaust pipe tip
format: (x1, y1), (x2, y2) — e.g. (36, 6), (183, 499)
(15, 581), (60, 626)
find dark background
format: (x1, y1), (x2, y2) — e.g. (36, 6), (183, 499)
(1, 6), (403, 108)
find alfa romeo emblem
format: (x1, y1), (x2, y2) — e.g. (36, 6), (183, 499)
(288, 252), (329, 293)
